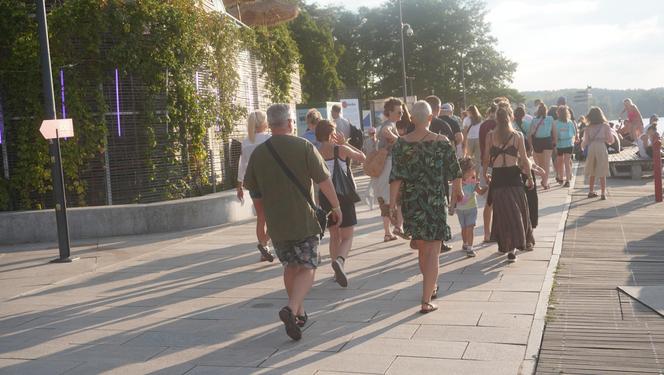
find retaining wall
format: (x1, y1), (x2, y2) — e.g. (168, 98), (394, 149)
(0, 190), (254, 245)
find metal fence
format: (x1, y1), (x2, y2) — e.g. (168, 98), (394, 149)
(0, 49), (302, 211)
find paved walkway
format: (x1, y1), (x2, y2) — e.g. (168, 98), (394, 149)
(0, 176), (570, 375)
(536, 167), (664, 374)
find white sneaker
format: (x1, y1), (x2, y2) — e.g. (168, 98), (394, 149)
(465, 246), (476, 258)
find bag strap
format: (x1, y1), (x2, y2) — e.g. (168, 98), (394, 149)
(532, 117), (545, 137)
(265, 139), (318, 212)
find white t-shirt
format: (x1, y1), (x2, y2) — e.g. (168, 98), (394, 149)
(237, 132), (271, 183)
(466, 121), (481, 139)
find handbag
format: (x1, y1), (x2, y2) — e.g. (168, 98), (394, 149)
(363, 147), (388, 177)
(265, 140), (327, 239)
(332, 146), (361, 204)
(529, 117), (545, 150)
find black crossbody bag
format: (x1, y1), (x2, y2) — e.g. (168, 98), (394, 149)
(265, 140), (327, 239)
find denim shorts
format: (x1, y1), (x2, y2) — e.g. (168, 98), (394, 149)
(273, 236), (320, 269)
(456, 208), (478, 228)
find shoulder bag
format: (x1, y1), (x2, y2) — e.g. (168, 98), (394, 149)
(363, 147), (388, 177)
(265, 140), (327, 239)
(332, 146), (361, 204)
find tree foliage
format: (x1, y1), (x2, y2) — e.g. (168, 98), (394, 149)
(248, 24), (300, 103)
(288, 4), (344, 103)
(0, 0), (246, 209)
(323, 0), (518, 109)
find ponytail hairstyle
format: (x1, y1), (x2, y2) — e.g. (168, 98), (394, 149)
(247, 110), (267, 143)
(535, 103), (547, 118)
(557, 105), (570, 122)
(495, 105), (514, 144)
(315, 119), (336, 142)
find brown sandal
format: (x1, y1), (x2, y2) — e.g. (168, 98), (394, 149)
(431, 284), (439, 299)
(420, 301), (438, 314)
(384, 234), (398, 242)
(393, 227), (410, 240)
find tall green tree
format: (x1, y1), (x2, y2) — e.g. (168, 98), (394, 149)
(329, 0), (518, 109)
(288, 4), (343, 103)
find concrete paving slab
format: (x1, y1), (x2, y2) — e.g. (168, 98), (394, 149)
(340, 337), (467, 358)
(386, 356), (522, 375)
(0, 358), (83, 375)
(463, 342), (527, 360)
(413, 325), (530, 345)
(260, 351), (395, 374)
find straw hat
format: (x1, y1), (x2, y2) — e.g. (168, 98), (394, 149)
(226, 0), (299, 27)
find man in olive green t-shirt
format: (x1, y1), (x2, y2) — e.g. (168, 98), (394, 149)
(244, 104), (341, 341)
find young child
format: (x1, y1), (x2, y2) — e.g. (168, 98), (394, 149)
(450, 157), (487, 257)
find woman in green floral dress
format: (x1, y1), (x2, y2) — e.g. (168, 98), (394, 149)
(389, 101), (462, 314)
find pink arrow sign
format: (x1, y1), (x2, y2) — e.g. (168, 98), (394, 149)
(40, 119), (74, 139)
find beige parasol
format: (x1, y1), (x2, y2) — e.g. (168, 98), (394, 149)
(225, 0), (299, 27)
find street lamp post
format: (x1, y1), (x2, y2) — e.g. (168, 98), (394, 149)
(460, 53), (467, 109)
(36, 0), (73, 262)
(398, 0), (412, 104)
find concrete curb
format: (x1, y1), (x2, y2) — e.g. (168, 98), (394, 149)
(520, 162), (578, 375)
(0, 189), (256, 245)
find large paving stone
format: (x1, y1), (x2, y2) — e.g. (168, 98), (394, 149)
(0, 358), (82, 375)
(413, 325), (530, 345)
(386, 356), (522, 375)
(462, 342), (526, 360)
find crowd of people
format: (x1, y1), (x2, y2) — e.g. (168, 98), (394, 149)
(235, 96), (657, 341)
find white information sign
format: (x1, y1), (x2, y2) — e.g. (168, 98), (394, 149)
(340, 98), (362, 129)
(40, 119), (74, 139)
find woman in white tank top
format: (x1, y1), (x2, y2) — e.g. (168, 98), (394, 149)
(315, 120), (365, 288)
(237, 110), (274, 262)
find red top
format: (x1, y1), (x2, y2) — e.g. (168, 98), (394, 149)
(479, 119), (497, 161)
(628, 109), (639, 122)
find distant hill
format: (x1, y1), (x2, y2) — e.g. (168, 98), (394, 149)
(521, 88), (664, 121)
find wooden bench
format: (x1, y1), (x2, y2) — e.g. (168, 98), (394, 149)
(608, 145), (661, 179)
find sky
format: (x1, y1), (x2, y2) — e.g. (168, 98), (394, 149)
(307, 0), (664, 91)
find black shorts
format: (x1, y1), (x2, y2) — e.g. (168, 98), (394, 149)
(319, 193), (358, 228)
(532, 137), (553, 153)
(556, 147), (574, 156)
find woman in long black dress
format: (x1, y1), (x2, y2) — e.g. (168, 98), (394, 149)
(484, 103), (535, 263)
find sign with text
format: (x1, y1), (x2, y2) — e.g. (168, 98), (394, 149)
(40, 119), (74, 139)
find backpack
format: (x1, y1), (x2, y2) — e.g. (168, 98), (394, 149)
(349, 124), (363, 150)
